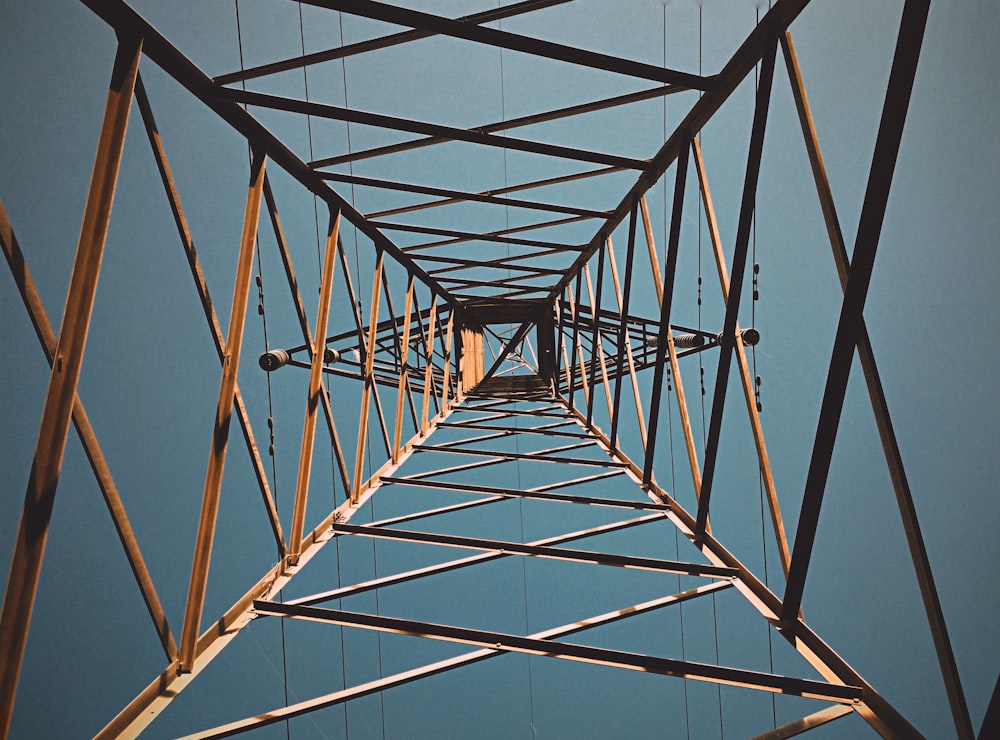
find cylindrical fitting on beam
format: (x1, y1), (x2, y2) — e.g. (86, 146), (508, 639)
(741, 328), (760, 346)
(673, 333), (705, 349)
(259, 348), (290, 371)
(324, 348), (341, 364)
(646, 335), (658, 348)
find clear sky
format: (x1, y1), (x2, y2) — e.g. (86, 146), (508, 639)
(1, 1), (998, 738)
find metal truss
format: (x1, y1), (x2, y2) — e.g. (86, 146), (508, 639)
(0, 0), (989, 737)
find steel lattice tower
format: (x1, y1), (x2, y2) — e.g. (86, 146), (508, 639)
(1, 1), (995, 737)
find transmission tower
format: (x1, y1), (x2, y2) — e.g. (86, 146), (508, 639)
(1, 1), (993, 738)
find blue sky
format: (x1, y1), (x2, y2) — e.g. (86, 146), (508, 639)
(1, 1), (998, 737)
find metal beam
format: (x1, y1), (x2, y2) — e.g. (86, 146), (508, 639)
(543, 0), (809, 306)
(289, 210), (340, 560)
(179, 581), (733, 739)
(691, 135), (790, 576)
(80, 0), (462, 309)
(316, 84), (686, 168)
(95, 400), (457, 739)
(585, 243), (607, 427)
(214, 0), (572, 85)
(136, 76), (286, 556)
(380, 475), (668, 512)
(781, 28), (971, 738)
(179, 151), (266, 670)
(254, 600), (862, 702)
(642, 131), (691, 488)
(0, 35), (142, 736)
(262, 177), (352, 496)
(295, 514), (665, 606)
(222, 88), (647, 171)
(318, 170), (608, 219)
(749, 704), (853, 739)
(695, 39), (776, 537)
(560, 402), (921, 736)
(332, 522), (736, 578)
(609, 201), (638, 448)
(1, 198), (177, 664)
(379, 220), (581, 251)
(301, 0), (714, 90)
(365, 167), (619, 220)
(352, 251), (386, 501)
(638, 192), (703, 500)
(781, 0), (931, 621)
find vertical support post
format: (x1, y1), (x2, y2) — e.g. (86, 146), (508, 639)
(0, 34), (142, 735)
(289, 209), (341, 561)
(567, 274), (583, 409)
(569, 277), (591, 410)
(440, 311), (455, 410)
(696, 39), (776, 538)
(642, 132), (691, 489)
(457, 321), (484, 396)
(179, 150), (267, 670)
(536, 303), (556, 388)
(585, 242), (607, 427)
(609, 200), (638, 450)
(781, 0), (931, 621)
(553, 292), (566, 392)
(421, 300), (439, 432)
(393, 277), (415, 459)
(352, 251), (385, 502)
